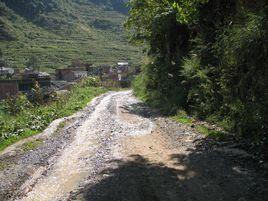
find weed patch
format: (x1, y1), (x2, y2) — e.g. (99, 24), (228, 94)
(171, 110), (193, 124)
(197, 125), (225, 140)
(21, 139), (43, 152)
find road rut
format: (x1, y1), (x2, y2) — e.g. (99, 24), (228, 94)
(0, 90), (267, 201)
(19, 91), (154, 201)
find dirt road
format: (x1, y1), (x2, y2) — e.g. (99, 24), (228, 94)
(0, 91), (267, 201)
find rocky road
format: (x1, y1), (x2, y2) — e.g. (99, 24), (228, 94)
(0, 90), (267, 201)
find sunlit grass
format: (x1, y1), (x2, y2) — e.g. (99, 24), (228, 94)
(0, 82), (108, 152)
(197, 125), (225, 140)
(171, 110), (193, 124)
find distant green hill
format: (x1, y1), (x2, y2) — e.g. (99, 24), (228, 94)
(0, 0), (141, 72)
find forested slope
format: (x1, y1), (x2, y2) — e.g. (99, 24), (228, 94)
(0, 0), (141, 70)
(127, 0), (268, 157)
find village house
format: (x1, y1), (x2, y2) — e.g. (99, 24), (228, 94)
(55, 69), (74, 82)
(0, 80), (19, 100)
(99, 65), (111, 74)
(19, 69), (51, 91)
(23, 69), (50, 79)
(117, 62), (129, 73)
(0, 69), (52, 100)
(55, 68), (88, 82)
(0, 67), (15, 78)
(117, 62), (130, 83)
(0, 77), (52, 100)
(51, 80), (75, 91)
(18, 77), (51, 92)
(87, 66), (102, 76)
(73, 69), (88, 79)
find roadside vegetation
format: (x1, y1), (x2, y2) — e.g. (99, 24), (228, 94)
(0, 77), (107, 151)
(171, 110), (192, 124)
(126, 0), (267, 157)
(171, 110), (225, 140)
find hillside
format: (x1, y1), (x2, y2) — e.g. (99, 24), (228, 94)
(0, 0), (141, 71)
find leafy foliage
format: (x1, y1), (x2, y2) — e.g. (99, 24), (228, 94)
(3, 93), (32, 115)
(127, 0), (268, 150)
(171, 0), (209, 24)
(127, 0), (190, 112)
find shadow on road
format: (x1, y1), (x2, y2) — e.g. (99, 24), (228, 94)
(72, 100), (268, 201)
(74, 143), (267, 201)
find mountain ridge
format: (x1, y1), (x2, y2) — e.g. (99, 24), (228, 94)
(0, 0), (140, 71)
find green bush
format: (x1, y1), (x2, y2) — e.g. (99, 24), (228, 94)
(133, 59), (187, 113)
(127, 0), (268, 149)
(3, 93), (32, 115)
(79, 76), (102, 87)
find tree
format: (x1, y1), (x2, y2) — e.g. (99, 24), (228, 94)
(125, 0), (192, 111)
(126, 0), (268, 146)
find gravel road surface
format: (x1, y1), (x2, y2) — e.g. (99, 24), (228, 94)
(0, 90), (267, 201)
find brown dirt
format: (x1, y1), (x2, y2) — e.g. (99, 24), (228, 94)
(121, 131), (187, 172)
(1, 91), (267, 201)
(72, 98), (267, 201)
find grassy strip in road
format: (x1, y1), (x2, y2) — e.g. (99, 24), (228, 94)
(21, 139), (44, 152)
(171, 110), (226, 140)
(0, 79), (108, 152)
(171, 110), (193, 124)
(196, 125), (225, 140)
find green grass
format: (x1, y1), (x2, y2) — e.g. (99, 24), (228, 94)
(171, 110), (193, 124)
(0, 130), (39, 152)
(197, 125), (225, 140)
(0, 78), (108, 152)
(171, 110), (226, 140)
(21, 139), (43, 152)
(58, 122), (66, 129)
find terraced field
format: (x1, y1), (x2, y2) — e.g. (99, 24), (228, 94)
(0, 0), (142, 71)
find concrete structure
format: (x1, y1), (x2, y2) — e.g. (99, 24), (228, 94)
(56, 68), (88, 82)
(0, 77), (51, 100)
(117, 62), (129, 66)
(0, 80), (19, 100)
(23, 70), (50, 79)
(73, 70), (87, 79)
(55, 69), (75, 82)
(117, 62), (129, 73)
(18, 78), (51, 92)
(87, 67), (101, 76)
(0, 67), (15, 77)
(99, 65), (111, 74)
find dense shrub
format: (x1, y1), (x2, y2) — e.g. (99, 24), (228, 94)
(3, 93), (32, 115)
(127, 0), (268, 147)
(79, 76), (102, 88)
